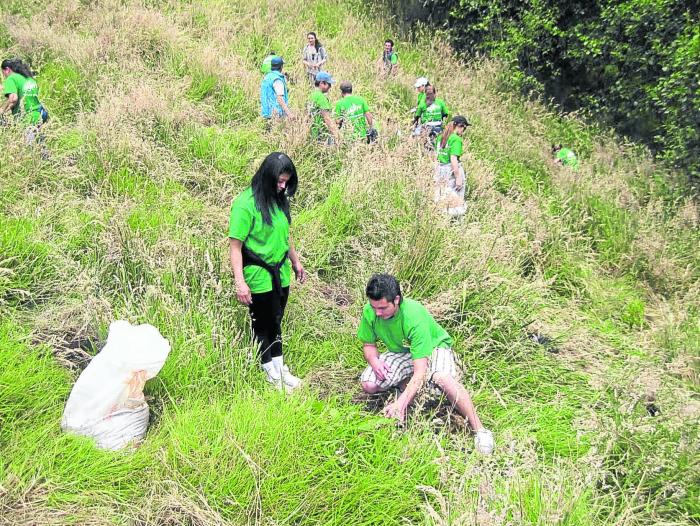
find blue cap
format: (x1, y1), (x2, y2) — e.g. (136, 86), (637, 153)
(315, 71), (334, 84)
(271, 56), (284, 68)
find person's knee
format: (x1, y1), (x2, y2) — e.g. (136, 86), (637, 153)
(431, 371), (454, 390)
(362, 381), (382, 394)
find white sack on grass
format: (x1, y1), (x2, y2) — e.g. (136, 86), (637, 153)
(61, 320), (170, 450)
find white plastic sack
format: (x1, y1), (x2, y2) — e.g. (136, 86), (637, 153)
(61, 320), (171, 450)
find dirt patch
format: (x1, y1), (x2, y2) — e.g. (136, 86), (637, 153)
(316, 282), (354, 308)
(33, 330), (101, 372)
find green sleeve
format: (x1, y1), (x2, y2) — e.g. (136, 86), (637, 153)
(441, 100), (449, 118)
(406, 317), (433, 359)
(3, 76), (17, 97)
(228, 197), (253, 241)
(450, 136), (463, 158)
(357, 306), (377, 344)
(390, 52), (398, 65)
(415, 100), (424, 118)
(334, 101), (342, 119)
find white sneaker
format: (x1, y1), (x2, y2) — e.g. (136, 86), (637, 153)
(280, 365), (302, 390)
(474, 428), (495, 455)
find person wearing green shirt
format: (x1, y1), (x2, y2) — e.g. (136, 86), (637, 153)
(334, 81), (376, 143)
(434, 115), (470, 217)
(552, 144), (579, 169)
(413, 76), (429, 111)
(261, 53), (276, 74)
(229, 152), (306, 391)
(307, 71), (339, 143)
(380, 39), (399, 77)
(358, 274), (494, 454)
(1, 58), (48, 144)
(413, 85), (449, 140)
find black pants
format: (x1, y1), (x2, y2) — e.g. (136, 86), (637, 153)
(248, 286), (289, 364)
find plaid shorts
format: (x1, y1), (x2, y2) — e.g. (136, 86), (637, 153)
(360, 348), (461, 395)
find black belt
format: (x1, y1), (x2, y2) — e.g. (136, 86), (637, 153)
(242, 245), (288, 296)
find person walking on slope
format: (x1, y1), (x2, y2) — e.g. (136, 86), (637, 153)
(308, 71), (340, 144)
(435, 115), (470, 217)
(552, 144), (579, 169)
(413, 77), (429, 112)
(302, 32), (328, 84)
(229, 152), (306, 391)
(1, 58), (48, 145)
(380, 39), (399, 77)
(413, 85), (449, 140)
(358, 274), (494, 454)
(334, 81), (376, 143)
(260, 56), (293, 122)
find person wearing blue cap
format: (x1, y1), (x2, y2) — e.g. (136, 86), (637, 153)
(307, 71), (339, 143)
(260, 56), (293, 122)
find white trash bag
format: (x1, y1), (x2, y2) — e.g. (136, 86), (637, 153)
(61, 320), (171, 450)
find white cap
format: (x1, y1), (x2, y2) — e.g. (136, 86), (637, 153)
(414, 77), (429, 88)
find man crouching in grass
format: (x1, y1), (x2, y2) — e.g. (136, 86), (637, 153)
(358, 273), (494, 454)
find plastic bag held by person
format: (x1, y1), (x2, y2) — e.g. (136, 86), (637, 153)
(61, 321), (171, 450)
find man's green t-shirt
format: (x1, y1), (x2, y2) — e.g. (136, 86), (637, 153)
(228, 187), (291, 294)
(308, 89), (332, 139)
(416, 98), (449, 124)
(436, 133), (464, 164)
(358, 298), (452, 360)
(3, 73), (41, 124)
(334, 95), (370, 139)
(556, 147), (578, 169)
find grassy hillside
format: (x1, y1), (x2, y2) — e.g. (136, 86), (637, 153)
(1, 0), (698, 524)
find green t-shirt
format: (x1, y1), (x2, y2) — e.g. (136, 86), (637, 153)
(228, 187), (292, 294)
(334, 95), (370, 139)
(3, 73), (41, 124)
(416, 91), (426, 109)
(261, 55), (275, 74)
(357, 298), (452, 360)
(556, 147), (578, 169)
(436, 133), (464, 164)
(416, 98), (448, 124)
(308, 89), (332, 139)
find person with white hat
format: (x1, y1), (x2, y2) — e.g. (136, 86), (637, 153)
(413, 76), (430, 111)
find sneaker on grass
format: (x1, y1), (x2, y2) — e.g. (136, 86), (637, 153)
(474, 428), (494, 455)
(280, 365), (302, 390)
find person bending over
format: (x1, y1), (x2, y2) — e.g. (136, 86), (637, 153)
(358, 273), (494, 454)
(334, 81), (376, 143)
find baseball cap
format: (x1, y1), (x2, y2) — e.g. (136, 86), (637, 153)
(452, 115), (471, 127)
(270, 56), (284, 68)
(315, 71), (335, 84)
(414, 77), (429, 88)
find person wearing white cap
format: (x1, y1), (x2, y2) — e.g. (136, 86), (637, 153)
(414, 77), (430, 110)
(307, 71), (339, 143)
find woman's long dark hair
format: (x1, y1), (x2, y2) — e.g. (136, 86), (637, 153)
(307, 32), (322, 51)
(251, 152), (298, 225)
(1, 58), (34, 78)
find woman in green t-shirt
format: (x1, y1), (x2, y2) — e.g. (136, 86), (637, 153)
(413, 85), (449, 142)
(434, 115), (470, 217)
(229, 152), (306, 391)
(1, 58), (47, 144)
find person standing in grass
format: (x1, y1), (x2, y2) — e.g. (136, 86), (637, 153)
(308, 71), (340, 144)
(229, 152), (306, 391)
(261, 52), (277, 75)
(380, 39), (399, 77)
(302, 32), (328, 84)
(552, 144), (579, 169)
(434, 115), (470, 217)
(358, 273), (494, 454)
(334, 81), (377, 143)
(413, 85), (449, 140)
(1, 58), (48, 144)
(413, 76), (429, 111)
(260, 56), (293, 122)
